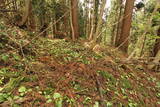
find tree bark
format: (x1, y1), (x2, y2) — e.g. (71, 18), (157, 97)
(153, 27), (160, 57)
(94, 0), (106, 42)
(71, 0), (79, 40)
(115, 0), (123, 47)
(94, 0), (99, 34)
(116, 0), (135, 53)
(28, 1), (36, 31)
(18, 0), (31, 26)
(0, 0), (5, 8)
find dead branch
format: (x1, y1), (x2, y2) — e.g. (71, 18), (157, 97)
(0, 9), (16, 12)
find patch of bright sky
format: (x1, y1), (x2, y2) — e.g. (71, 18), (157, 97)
(80, 0), (142, 8)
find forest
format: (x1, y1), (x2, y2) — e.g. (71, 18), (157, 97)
(0, 0), (160, 106)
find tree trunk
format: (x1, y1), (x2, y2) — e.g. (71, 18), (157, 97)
(71, 0), (79, 40)
(28, 1), (36, 31)
(39, 0), (47, 37)
(153, 27), (160, 57)
(94, 0), (106, 42)
(148, 50), (160, 71)
(18, 0), (31, 26)
(94, 0), (99, 34)
(115, 0), (123, 47)
(116, 0), (135, 53)
(86, 0), (92, 40)
(0, 0), (5, 8)
(89, 0), (99, 40)
(110, 0), (122, 45)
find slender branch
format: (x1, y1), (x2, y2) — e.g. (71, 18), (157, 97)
(0, 9), (16, 12)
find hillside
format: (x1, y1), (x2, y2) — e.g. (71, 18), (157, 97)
(0, 21), (160, 107)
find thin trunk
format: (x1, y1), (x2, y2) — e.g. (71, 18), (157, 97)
(39, 0), (47, 37)
(86, 0), (92, 39)
(0, 0), (5, 8)
(115, 0), (123, 47)
(70, 5), (75, 41)
(28, 1), (35, 31)
(140, 35), (147, 57)
(89, 0), (99, 40)
(71, 0), (79, 40)
(89, 14), (94, 40)
(84, 1), (88, 36)
(94, 0), (107, 42)
(94, 0), (99, 33)
(111, 0), (120, 45)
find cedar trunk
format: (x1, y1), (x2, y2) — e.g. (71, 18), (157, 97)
(153, 27), (160, 57)
(94, 0), (106, 42)
(19, 0), (31, 26)
(117, 0), (135, 53)
(115, 0), (123, 47)
(71, 0), (79, 40)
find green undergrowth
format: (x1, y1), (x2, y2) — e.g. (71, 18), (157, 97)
(0, 20), (160, 107)
(33, 38), (103, 64)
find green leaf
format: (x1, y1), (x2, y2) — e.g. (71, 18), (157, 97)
(106, 102), (113, 107)
(93, 101), (99, 107)
(156, 93), (160, 98)
(121, 79), (132, 89)
(55, 99), (63, 107)
(156, 82), (160, 88)
(46, 99), (52, 103)
(128, 102), (138, 107)
(0, 94), (6, 103)
(12, 103), (20, 107)
(45, 95), (51, 99)
(53, 93), (62, 107)
(18, 86), (26, 93)
(1, 55), (9, 62)
(13, 54), (20, 61)
(53, 93), (61, 99)
(0, 93), (9, 103)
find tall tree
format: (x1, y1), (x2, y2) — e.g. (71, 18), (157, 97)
(86, 0), (92, 40)
(89, 0), (99, 40)
(153, 27), (160, 57)
(116, 0), (135, 53)
(115, 0), (123, 46)
(28, 0), (35, 31)
(93, 0), (106, 42)
(148, 27), (160, 70)
(18, 0), (31, 27)
(94, 0), (99, 34)
(152, 0), (160, 57)
(38, 0), (47, 36)
(71, 0), (79, 40)
(0, 0), (5, 9)
(110, 0), (123, 45)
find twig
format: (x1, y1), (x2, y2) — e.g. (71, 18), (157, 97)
(0, 9), (16, 12)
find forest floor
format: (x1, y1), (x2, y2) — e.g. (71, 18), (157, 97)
(0, 22), (160, 107)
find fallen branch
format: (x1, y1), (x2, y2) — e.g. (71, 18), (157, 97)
(0, 9), (16, 12)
